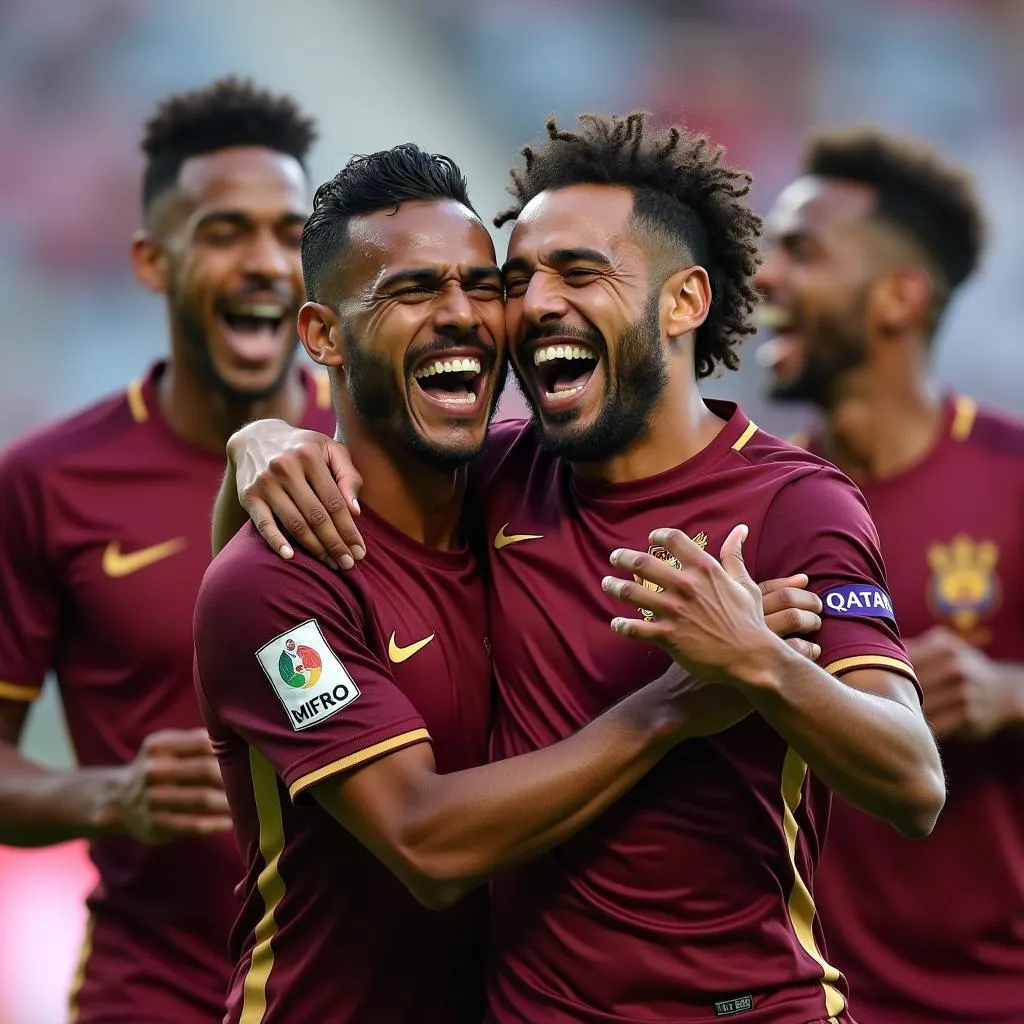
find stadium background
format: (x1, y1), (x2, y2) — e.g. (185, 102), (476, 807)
(1, 0), (1022, 1020)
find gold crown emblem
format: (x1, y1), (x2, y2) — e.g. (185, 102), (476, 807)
(634, 532), (707, 621)
(927, 534), (1000, 631)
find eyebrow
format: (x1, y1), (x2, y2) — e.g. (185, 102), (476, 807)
(501, 247), (613, 276)
(375, 264), (501, 292)
(194, 210), (307, 231)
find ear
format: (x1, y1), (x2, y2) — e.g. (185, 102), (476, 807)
(871, 266), (933, 334)
(130, 231), (169, 294)
(298, 302), (346, 369)
(662, 265), (712, 341)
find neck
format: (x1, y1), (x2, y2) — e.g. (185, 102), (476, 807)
(817, 350), (944, 482)
(337, 408), (466, 550)
(158, 354), (308, 453)
(574, 361), (725, 484)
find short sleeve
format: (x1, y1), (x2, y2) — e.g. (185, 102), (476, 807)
(755, 467), (919, 694)
(0, 448), (61, 702)
(193, 539), (430, 801)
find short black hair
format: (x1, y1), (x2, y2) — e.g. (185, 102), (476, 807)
(301, 143), (477, 303)
(495, 112), (763, 379)
(140, 76), (317, 214)
(803, 127), (985, 310)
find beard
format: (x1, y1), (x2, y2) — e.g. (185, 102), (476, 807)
(522, 288), (668, 464)
(769, 291), (871, 408)
(173, 288), (300, 404)
(343, 319), (506, 472)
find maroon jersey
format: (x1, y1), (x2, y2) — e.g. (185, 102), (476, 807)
(475, 401), (915, 1024)
(192, 507), (492, 1024)
(0, 362), (334, 1024)
(813, 395), (1024, 1024)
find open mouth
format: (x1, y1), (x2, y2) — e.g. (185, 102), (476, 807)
(412, 352), (488, 414)
(755, 304), (802, 373)
(218, 302), (291, 365)
(529, 341), (600, 411)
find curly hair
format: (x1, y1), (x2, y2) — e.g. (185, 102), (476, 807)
(804, 127), (985, 306)
(141, 76), (318, 214)
(301, 144), (476, 303)
(495, 112), (763, 379)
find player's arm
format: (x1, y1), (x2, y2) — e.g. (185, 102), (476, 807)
(606, 517), (945, 839)
(213, 418), (364, 561)
(0, 450), (231, 847)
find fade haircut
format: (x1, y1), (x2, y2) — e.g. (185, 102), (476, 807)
(301, 143), (477, 303)
(140, 76), (317, 215)
(804, 127), (986, 329)
(495, 112), (763, 379)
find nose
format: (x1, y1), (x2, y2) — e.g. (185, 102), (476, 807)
(242, 228), (292, 281)
(434, 283), (480, 334)
(521, 271), (569, 327)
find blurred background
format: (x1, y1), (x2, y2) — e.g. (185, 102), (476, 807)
(2, 0), (1022, 1019)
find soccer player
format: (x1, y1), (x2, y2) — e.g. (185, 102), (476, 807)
(218, 113), (945, 1023)
(0, 79), (336, 1023)
(756, 128), (1024, 1024)
(193, 143), (828, 1024)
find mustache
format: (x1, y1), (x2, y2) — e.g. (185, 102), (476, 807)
(522, 322), (604, 347)
(404, 332), (497, 369)
(218, 285), (298, 307)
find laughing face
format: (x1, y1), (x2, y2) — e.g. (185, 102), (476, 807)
(305, 198), (506, 470)
(145, 145), (308, 402)
(502, 184), (669, 463)
(754, 176), (878, 407)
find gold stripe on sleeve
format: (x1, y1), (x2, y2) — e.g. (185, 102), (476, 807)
(126, 379), (149, 423)
(780, 748), (847, 1020)
(67, 912), (96, 1023)
(951, 396), (977, 442)
(823, 654), (917, 682)
(0, 680), (42, 702)
(288, 729), (431, 800)
(315, 371), (332, 410)
(731, 421), (759, 452)
(240, 748), (287, 1024)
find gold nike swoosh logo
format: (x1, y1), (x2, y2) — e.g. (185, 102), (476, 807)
(102, 538), (188, 578)
(388, 631), (435, 664)
(493, 523), (544, 550)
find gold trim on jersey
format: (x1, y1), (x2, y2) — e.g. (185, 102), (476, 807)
(315, 370), (332, 410)
(126, 379), (149, 424)
(67, 912), (96, 1023)
(732, 421), (758, 452)
(241, 747), (287, 1024)
(951, 395), (976, 442)
(288, 729), (431, 800)
(780, 748), (846, 1021)
(822, 654), (918, 683)
(0, 679), (42, 702)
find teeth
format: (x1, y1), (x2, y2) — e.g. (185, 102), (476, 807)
(756, 304), (792, 331)
(435, 391), (477, 405)
(533, 344), (598, 366)
(414, 356), (482, 379)
(545, 385), (586, 400)
(225, 303), (286, 318)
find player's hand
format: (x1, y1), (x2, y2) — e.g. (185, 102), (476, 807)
(758, 572), (822, 662)
(905, 626), (1018, 741)
(602, 525), (786, 686)
(116, 729), (233, 844)
(228, 419), (365, 569)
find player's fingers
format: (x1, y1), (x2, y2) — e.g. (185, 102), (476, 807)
(255, 487), (332, 566)
(764, 607), (822, 638)
(718, 525), (756, 590)
(241, 490), (295, 561)
(601, 576), (677, 618)
(146, 786), (231, 814)
(148, 812), (235, 837)
(301, 454), (365, 569)
(759, 573), (809, 596)
(608, 548), (693, 596)
(141, 728), (215, 757)
(784, 637), (822, 661)
(326, 442), (365, 548)
(761, 586), (822, 618)
(609, 615), (667, 643)
(648, 528), (718, 574)
(145, 756), (225, 789)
